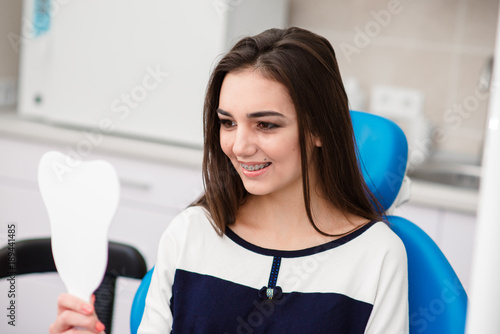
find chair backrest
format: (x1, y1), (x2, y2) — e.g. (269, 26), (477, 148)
(130, 267), (154, 333)
(129, 111), (468, 334)
(351, 111), (468, 333)
(0, 238), (147, 334)
(389, 216), (468, 334)
(350, 110), (408, 210)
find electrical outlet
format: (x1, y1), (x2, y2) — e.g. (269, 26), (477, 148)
(370, 85), (424, 119)
(0, 79), (17, 109)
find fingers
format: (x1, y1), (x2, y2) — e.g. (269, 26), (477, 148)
(49, 310), (104, 333)
(56, 293), (94, 316)
(50, 294), (105, 334)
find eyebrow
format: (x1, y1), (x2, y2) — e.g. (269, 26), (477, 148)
(217, 108), (285, 118)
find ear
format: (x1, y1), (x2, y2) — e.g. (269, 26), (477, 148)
(314, 136), (322, 147)
(307, 133), (322, 148)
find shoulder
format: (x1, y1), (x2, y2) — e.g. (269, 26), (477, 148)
(356, 221), (407, 263)
(158, 205), (217, 247)
(369, 222), (405, 247)
(347, 222), (408, 293)
(165, 205), (213, 235)
(154, 206), (225, 273)
(170, 205), (211, 226)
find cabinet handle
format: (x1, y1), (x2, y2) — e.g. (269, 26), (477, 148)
(119, 178), (152, 191)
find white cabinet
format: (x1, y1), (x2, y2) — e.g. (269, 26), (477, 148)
(0, 134), (203, 333)
(0, 135), (204, 263)
(394, 202), (476, 293)
(395, 202), (443, 242)
(440, 209), (476, 293)
(18, 0), (289, 147)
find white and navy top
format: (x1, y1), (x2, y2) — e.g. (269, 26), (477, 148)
(138, 206), (409, 334)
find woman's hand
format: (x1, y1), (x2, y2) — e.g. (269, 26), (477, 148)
(49, 293), (106, 334)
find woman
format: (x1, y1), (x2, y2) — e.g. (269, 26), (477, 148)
(50, 27), (408, 334)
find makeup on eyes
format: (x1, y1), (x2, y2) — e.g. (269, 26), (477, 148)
(218, 118), (282, 130)
(217, 109), (286, 129)
(217, 108), (285, 119)
(257, 122), (280, 130)
(218, 119), (235, 128)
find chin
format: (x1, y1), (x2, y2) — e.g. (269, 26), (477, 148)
(242, 187), (270, 196)
(240, 181), (272, 196)
(241, 183), (289, 197)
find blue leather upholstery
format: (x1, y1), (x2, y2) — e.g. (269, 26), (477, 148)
(389, 216), (468, 333)
(350, 110), (408, 210)
(130, 267), (154, 334)
(130, 111), (467, 334)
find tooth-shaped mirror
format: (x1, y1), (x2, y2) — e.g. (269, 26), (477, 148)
(38, 151), (120, 302)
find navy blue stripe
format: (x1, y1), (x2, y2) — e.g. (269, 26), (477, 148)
(171, 270), (372, 334)
(225, 221), (377, 258)
(267, 256), (281, 288)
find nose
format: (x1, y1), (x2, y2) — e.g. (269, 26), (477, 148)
(231, 125), (257, 158)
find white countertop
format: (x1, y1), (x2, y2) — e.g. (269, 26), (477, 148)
(0, 109), (203, 169)
(0, 110), (479, 215)
(408, 179), (478, 214)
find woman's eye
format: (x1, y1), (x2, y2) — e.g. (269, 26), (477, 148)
(219, 119), (236, 128)
(258, 122), (279, 130)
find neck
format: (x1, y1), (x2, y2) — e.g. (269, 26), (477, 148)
(244, 191), (309, 229)
(235, 194), (322, 250)
(233, 184), (369, 250)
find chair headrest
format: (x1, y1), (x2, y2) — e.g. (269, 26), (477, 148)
(350, 111), (408, 211)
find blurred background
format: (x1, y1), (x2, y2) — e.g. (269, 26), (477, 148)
(0, 0), (497, 332)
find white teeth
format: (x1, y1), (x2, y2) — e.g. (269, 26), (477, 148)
(241, 163), (271, 171)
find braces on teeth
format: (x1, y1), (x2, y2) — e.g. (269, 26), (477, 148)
(241, 163), (271, 171)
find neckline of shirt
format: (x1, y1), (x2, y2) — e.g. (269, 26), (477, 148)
(224, 220), (377, 258)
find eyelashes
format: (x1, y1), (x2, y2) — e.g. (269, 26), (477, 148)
(219, 119), (236, 128)
(218, 119), (281, 130)
(257, 122), (280, 130)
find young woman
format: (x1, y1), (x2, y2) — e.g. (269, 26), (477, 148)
(50, 27), (408, 334)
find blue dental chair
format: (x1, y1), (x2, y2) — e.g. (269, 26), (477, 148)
(129, 111), (468, 334)
(349, 111), (468, 334)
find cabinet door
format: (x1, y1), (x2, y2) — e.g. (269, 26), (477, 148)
(0, 184), (180, 334)
(395, 202), (476, 292)
(0, 136), (204, 332)
(0, 184), (56, 334)
(394, 203), (442, 243)
(0, 273), (65, 333)
(18, 0), (289, 147)
(108, 205), (180, 268)
(441, 210), (476, 292)
(0, 184), (50, 245)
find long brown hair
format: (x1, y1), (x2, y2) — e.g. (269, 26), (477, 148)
(194, 27), (383, 236)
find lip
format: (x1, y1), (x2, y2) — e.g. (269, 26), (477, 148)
(239, 161), (271, 177)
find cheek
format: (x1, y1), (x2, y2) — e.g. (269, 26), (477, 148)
(219, 134), (232, 157)
(276, 136), (300, 157)
(285, 140), (302, 167)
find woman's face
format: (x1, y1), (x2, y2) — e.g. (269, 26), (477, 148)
(217, 68), (306, 198)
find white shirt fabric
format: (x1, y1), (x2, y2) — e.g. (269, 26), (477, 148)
(138, 205), (409, 334)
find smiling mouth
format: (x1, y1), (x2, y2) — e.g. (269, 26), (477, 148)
(241, 162), (271, 171)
